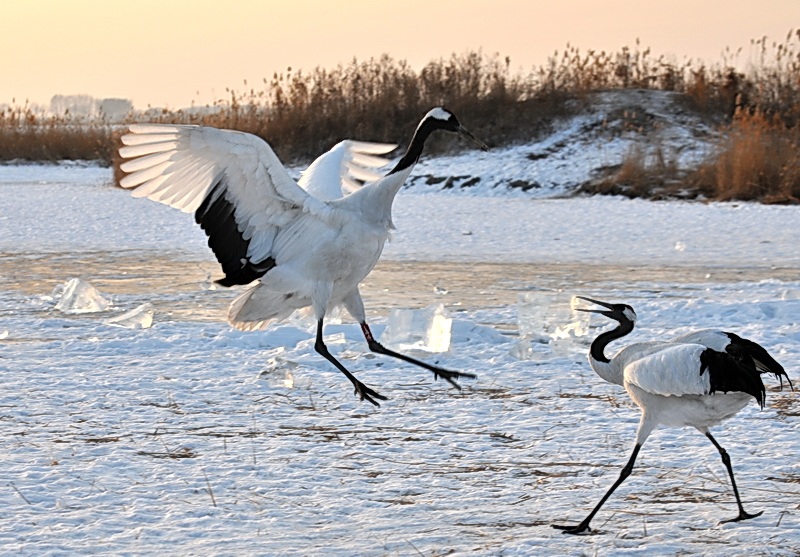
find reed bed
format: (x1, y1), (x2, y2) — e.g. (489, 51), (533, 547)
(0, 103), (114, 162)
(2, 31), (799, 202)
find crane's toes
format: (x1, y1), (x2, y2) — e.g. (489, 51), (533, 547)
(720, 510), (763, 524)
(433, 368), (477, 389)
(353, 382), (388, 407)
(552, 523), (593, 535)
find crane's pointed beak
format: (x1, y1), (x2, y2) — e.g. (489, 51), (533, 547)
(576, 296), (616, 317)
(458, 125), (489, 151)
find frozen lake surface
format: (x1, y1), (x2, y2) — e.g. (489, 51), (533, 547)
(0, 163), (798, 556)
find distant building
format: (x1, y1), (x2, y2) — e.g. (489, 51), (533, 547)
(49, 94), (97, 119)
(48, 95), (133, 122)
(97, 98), (133, 122)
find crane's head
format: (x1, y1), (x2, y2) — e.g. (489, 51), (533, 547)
(576, 296), (637, 326)
(423, 107), (489, 151)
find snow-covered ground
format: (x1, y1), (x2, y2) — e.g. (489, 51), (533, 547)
(0, 152), (798, 556)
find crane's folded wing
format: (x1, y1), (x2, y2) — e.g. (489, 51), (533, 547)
(624, 344), (711, 397)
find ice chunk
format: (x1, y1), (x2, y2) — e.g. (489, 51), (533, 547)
(380, 303), (452, 353)
(258, 347), (315, 390)
(53, 278), (110, 314)
(513, 292), (591, 360)
(517, 292), (589, 338)
(509, 330), (554, 361)
(780, 288), (800, 300)
(517, 291), (556, 338)
(260, 348), (299, 388)
(551, 296), (591, 340)
(105, 303), (154, 329)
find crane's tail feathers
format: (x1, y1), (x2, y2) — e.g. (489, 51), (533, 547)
(754, 358), (794, 391)
(728, 333), (792, 391)
(227, 283), (303, 331)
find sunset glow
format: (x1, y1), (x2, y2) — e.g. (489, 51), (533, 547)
(6, 0), (800, 109)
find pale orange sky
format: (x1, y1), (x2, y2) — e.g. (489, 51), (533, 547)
(5, 0), (800, 110)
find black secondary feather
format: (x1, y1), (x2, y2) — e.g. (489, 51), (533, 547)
(699, 348), (766, 408)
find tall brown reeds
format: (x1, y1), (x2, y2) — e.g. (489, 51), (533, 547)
(134, 52), (559, 161)
(0, 104), (113, 163)
(2, 32), (799, 203)
(690, 110), (800, 203)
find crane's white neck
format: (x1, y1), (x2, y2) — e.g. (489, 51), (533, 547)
(345, 165), (415, 229)
(340, 111), (449, 228)
(587, 320), (634, 386)
(587, 354), (624, 386)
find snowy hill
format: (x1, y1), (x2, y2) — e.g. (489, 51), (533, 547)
(407, 89), (719, 197)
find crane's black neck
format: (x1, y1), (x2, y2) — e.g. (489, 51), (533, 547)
(389, 117), (445, 174)
(590, 319), (635, 363)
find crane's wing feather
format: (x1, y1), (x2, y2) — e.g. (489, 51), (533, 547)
(672, 329), (730, 351)
(672, 329), (790, 388)
(119, 124), (329, 286)
(625, 342), (767, 406)
(624, 344), (712, 397)
(298, 140), (396, 200)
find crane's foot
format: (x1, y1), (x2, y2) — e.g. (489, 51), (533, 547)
(352, 379), (388, 407)
(552, 521), (593, 535)
(720, 509), (763, 524)
(365, 338), (476, 389)
(430, 366), (477, 390)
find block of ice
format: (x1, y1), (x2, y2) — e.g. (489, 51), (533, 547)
(259, 347), (315, 390)
(517, 292), (591, 339)
(380, 303), (452, 353)
(512, 292), (592, 360)
(53, 278), (110, 314)
(105, 303), (154, 329)
(552, 296), (592, 340)
(517, 291), (556, 338)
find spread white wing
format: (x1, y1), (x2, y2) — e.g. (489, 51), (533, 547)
(118, 124), (329, 286)
(298, 140), (396, 200)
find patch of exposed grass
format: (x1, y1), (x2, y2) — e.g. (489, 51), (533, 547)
(580, 143), (687, 200)
(137, 447), (197, 459)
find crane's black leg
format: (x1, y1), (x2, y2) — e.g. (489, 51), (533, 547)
(359, 323), (476, 389)
(705, 432), (763, 523)
(553, 444), (642, 535)
(314, 319), (387, 406)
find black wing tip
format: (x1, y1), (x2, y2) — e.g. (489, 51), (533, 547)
(214, 276), (238, 288)
(213, 259), (275, 288)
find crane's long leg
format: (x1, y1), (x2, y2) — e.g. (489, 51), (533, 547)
(553, 444), (642, 535)
(314, 319), (387, 406)
(360, 323), (476, 389)
(705, 431), (763, 523)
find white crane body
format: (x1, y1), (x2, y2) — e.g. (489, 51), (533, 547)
(553, 296), (792, 535)
(118, 108), (488, 405)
